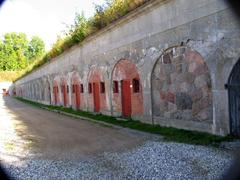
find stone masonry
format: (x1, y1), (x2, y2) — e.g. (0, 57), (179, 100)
(13, 0), (240, 136)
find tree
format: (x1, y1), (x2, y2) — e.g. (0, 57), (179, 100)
(28, 36), (45, 61)
(0, 32), (45, 71)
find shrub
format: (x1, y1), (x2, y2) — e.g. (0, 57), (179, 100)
(14, 0), (151, 82)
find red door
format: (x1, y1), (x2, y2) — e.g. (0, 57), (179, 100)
(93, 82), (100, 112)
(62, 85), (67, 106)
(75, 84), (80, 109)
(54, 87), (58, 105)
(121, 80), (131, 117)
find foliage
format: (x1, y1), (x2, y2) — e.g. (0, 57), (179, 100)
(14, 0), (151, 82)
(67, 13), (89, 45)
(0, 71), (23, 82)
(0, 32), (45, 71)
(16, 96), (234, 147)
(28, 36), (45, 60)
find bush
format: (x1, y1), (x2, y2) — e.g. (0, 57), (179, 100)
(14, 0), (151, 82)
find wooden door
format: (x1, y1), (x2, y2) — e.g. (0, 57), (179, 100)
(93, 82), (100, 112)
(229, 85), (240, 137)
(228, 59), (240, 137)
(121, 80), (131, 117)
(75, 84), (80, 109)
(62, 85), (67, 107)
(54, 87), (58, 105)
(48, 86), (51, 104)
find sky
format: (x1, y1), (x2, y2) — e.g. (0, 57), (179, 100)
(0, 0), (105, 50)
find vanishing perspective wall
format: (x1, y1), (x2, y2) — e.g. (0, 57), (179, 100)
(14, 0), (240, 136)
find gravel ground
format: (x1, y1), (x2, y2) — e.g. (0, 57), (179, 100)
(1, 141), (234, 180)
(0, 97), (235, 179)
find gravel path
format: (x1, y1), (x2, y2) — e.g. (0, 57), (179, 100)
(1, 141), (233, 180)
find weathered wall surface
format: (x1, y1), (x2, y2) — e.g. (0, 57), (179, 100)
(14, 0), (240, 135)
(152, 47), (213, 131)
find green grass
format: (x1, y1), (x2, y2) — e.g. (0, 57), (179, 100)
(15, 97), (234, 147)
(13, 0), (151, 82)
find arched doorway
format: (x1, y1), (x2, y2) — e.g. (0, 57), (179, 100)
(71, 72), (81, 109)
(47, 81), (51, 104)
(151, 46), (212, 124)
(227, 59), (240, 137)
(88, 68), (101, 112)
(88, 66), (107, 113)
(53, 80), (59, 105)
(61, 77), (69, 107)
(112, 59), (143, 118)
(45, 79), (51, 104)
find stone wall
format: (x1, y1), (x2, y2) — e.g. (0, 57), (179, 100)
(152, 46), (213, 132)
(14, 0), (240, 135)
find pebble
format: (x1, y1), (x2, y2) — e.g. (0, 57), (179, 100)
(1, 141), (234, 180)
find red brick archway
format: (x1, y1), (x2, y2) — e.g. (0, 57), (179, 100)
(71, 73), (81, 109)
(53, 80), (59, 105)
(88, 67), (107, 112)
(112, 59), (143, 117)
(61, 77), (69, 107)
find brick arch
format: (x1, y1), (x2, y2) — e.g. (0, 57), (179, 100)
(43, 77), (51, 104)
(46, 77), (52, 104)
(60, 76), (69, 107)
(39, 79), (45, 101)
(151, 46), (213, 124)
(71, 72), (81, 109)
(53, 78), (60, 105)
(88, 66), (105, 83)
(87, 66), (107, 112)
(36, 81), (40, 100)
(112, 59), (143, 117)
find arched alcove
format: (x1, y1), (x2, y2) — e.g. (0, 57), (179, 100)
(111, 59), (143, 117)
(60, 76), (69, 107)
(71, 72), (81, 109)
(227, 58), (240, 137)
(53, 78), (60, 105)
(44, 78), (51, 104)
(151, 46), (213, 124)
(87, 66), (108, 113)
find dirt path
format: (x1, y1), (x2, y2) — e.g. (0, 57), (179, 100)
(0, 96), (153, 159)
(0, 96), (234, 179)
